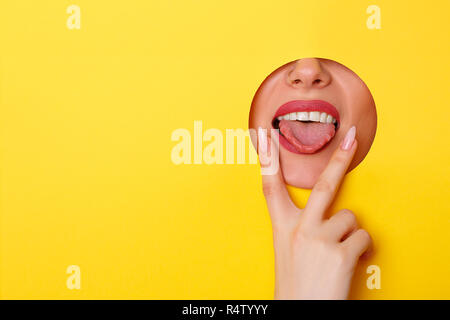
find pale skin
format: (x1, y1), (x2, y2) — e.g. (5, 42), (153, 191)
(258, 126), (372, 300)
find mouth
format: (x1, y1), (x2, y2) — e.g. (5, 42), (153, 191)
(272, 100), (340, 154)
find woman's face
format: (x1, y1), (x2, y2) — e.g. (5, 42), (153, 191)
(249, 58), (377, 189)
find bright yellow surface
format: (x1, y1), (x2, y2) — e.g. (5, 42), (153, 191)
(1, 0), (449, 299)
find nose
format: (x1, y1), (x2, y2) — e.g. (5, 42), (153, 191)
(287, 58), (331, 89)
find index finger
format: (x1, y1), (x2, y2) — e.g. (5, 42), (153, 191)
(303, 126), (358, 223)
(257, 128), (296, 221)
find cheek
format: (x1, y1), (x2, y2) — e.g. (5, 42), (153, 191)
(343, 86), (377, 142)
(356, 110), (376, 147)
(250, 104), (270, 128)
(344, 102), (377, 171)
(249, 80), (292, 128)
(343, 82), (376, 124)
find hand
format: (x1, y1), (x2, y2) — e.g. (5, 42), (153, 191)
(257, 126), (372, 300)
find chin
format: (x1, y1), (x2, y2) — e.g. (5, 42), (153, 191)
(281, 160), (325, 189)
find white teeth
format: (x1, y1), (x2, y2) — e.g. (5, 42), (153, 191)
(309, 111), (320, 121)
(298, 112), (309, 121)
(277, 111), (337, 124)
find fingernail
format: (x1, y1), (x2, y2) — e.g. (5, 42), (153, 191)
(341, 126), (356, 151)
(258, 127), (267, 154)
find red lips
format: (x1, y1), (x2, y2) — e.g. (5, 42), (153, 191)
(274, 100), (340, 123)
(273, 100), (340, 154)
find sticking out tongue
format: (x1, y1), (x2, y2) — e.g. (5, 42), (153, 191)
(279, 120), (336, 154)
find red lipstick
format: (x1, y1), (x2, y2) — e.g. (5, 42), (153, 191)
(274, 100), (340, 124)
(273, 100), (340, 154)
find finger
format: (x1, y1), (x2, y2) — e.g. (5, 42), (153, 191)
(304, 126), (357, 223)
(341, 228), (372, 259)
(257, 127), (296, 219)
(324, 209), (358, 241)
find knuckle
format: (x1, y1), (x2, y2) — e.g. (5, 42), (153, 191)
(333, 154), (347, 164)
(358, 229), (372, 244)
(262, 182), (279, 198)
(337, 247), (352, 266)
(340, 208), (354, 215)
(335, 247), (351, 266)
(292, 225), (306, 242)
(314, 179), (333, 193)
(329, 209), (356, 229)
(292, 224), (314, 243)
(340, 209), (356, 225)
(338, 247), (349, 260)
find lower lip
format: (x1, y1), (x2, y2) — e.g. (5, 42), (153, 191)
(273, 100), (340, 155)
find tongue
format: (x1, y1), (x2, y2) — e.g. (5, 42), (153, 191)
(279, 120), (336, 154)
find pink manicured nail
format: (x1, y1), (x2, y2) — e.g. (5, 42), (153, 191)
(341, 126), (356, 150)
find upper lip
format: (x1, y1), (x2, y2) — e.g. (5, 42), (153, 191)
(273, 100), (340, 126)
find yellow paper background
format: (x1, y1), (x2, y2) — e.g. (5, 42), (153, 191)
(1, 0), (449, 299)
